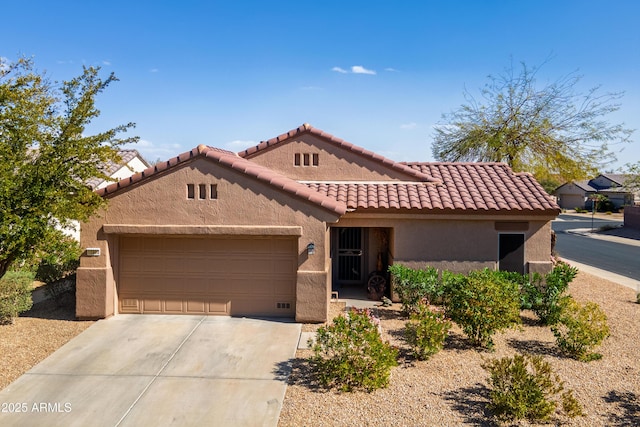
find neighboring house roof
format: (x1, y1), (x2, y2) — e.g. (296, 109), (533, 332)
(87, 149), (151, 189)
(555, 180), (597, 193)
(599, 174), (629, 186)
(238, 123), (439, 183)
(96, 145), (348, 215)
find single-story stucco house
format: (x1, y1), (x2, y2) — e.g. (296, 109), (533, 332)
(555, 174), (638, 210)
(77, 124), (560, 322)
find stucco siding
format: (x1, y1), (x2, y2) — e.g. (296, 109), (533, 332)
(79, 157), (340, 321)
(245, 134), (418, 181)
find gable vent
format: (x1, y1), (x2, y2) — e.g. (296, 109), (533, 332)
(276, 302), (291, 309)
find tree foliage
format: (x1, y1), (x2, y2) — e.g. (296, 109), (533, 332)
(0, 57), (137, 277)
(432, 60), (633, 183)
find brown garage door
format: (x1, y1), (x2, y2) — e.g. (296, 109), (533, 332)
(118, 236), (296, 317)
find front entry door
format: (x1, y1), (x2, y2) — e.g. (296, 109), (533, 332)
(336, 228), (364, 285)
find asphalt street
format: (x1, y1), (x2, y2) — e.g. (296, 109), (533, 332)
(553, 214), (640, 280)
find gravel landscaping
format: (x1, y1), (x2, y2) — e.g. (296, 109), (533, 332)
(279, 271), (640, 426)
(0, 289), (94, 391)
(1, 270), (638, 426)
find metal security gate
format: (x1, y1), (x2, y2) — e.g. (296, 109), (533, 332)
(336, 228), (364, 285)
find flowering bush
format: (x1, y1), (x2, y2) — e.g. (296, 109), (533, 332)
(310, 308), (398, 392)
(404, 303), (451, 360)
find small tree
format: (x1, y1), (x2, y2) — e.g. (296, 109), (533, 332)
(0, 56), (137, 279)
(432, 59), (633, 183)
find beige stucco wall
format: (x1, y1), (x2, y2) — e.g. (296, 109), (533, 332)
(78, 157), (340, 321)
(245, 134), (418, 181)
(336, 213), (554, 275)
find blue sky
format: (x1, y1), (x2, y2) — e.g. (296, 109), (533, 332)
(2, 0), (639, 171)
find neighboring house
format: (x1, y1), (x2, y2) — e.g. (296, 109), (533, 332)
(62, 149), (150, 240)
(555, 174), (638, 210)
(77, 124), (559, 322)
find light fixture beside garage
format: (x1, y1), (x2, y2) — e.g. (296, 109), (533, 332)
(307, 242), (315, 255)
(85, 248), (101, 257)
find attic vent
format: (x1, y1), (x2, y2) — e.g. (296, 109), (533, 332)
(276, 302), (291, 309)
(294, 153), (319, 167)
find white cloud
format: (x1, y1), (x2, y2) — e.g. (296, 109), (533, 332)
(103, 60), (111, 66)
(351, 65), (376, 75)
(400, 122), (418, 130)
(385, 67), (399, 72)
(332, 66), (348, 73)
(150, 68), (159, 73)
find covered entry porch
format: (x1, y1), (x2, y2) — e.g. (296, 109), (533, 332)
(330, 227), (393, 300)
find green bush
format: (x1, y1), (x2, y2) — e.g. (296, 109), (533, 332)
(0, 271), (34, 325)
(35, 237), (82, 284)
(551, 298), (610, 361)
(522, 262), (578, 325)
(310, 308), (398, 392)
(404, 303), (451, 360)
(442, 269), (521, 349)
(388, 264), (442, 313)
(483, 353), (583, 422)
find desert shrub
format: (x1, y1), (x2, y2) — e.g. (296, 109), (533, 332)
(388, 264), (442, 313)
(522, 262), (578, 325)
(35, 237), (82, 284)
(483, 353), (583, 422)
(404, 303), (451, 360)
(551, 298), (610, 361)
(310, 308), (398, 392)
(0, 271), (34, 325)
(442, 269), (521, 349)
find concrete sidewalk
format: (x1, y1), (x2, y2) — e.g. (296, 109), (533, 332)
(0, 315), (301, 427)
(566, 226), (640, 247)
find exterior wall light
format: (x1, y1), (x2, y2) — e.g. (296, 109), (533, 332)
(85, 248), (101, 257)
(307, 243), (315, 255)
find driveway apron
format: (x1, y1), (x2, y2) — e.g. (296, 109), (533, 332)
(0, 315), (301, 427)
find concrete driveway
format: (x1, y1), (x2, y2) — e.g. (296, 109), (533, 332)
(0, 315), (301, 427)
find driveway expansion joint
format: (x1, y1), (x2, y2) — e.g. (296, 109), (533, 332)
(114, 316), (207, 427)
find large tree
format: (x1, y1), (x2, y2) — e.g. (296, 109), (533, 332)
(431, 61), (634, 184)
(0, 57), (137, 278)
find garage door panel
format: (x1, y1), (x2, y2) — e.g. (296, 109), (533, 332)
(118, 236), (296, 316)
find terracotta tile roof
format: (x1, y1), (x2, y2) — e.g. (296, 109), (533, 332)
(238, 123), (438, 183)
(304, 162), (560, 213)
(96, 145), (347, 216)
